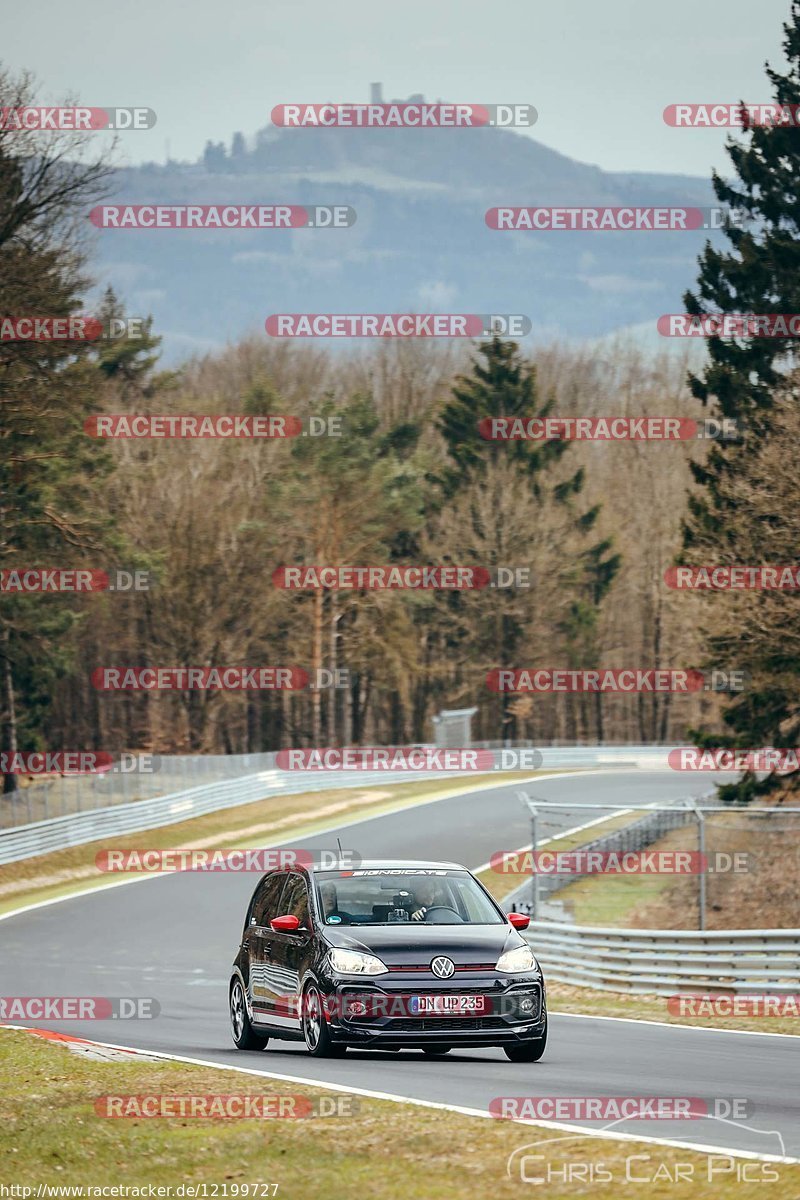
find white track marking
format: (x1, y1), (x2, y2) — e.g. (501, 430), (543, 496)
(2, 770), (794, 1040)
(550, 1010), (800, 1039)
(2, 1025), (793, 1164)
(472, 796), (636, 875)
(0, 770), (575, 922)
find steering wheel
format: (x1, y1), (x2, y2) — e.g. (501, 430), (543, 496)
(421, 905), (463, 923)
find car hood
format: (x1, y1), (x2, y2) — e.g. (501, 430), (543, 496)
(322, 922), (525, 965)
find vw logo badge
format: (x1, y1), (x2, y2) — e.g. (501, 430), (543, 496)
(431, 956), (455, 979)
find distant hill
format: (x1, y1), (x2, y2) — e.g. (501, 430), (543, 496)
(90, 122), (719, 362)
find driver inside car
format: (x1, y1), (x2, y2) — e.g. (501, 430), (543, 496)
(410, 877), (438, 921)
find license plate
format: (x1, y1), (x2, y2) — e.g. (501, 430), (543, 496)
(409, 994), (488, 1015)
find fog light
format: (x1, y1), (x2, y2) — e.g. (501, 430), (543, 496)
(519, 997), (534, 1012)
(347, 1000), (367, 1016)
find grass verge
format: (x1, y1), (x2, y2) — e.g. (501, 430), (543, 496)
(0, 1028), (795, 1198)
(476, 809), (640, 902)
(547, 982), (799, 1035)
(475, 813), (799, 1035)
(4, 774), (795, 1038)
(546, 806), (800, 930)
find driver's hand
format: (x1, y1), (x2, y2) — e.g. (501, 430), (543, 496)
(411, 906), (426, 921)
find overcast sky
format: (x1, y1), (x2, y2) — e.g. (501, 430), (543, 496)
(4, 0), (793, 177)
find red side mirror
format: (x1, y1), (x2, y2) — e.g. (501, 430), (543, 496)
(508, 912), (530, 930)
(270, 914), (300, 932)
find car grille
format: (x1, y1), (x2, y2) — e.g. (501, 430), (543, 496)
(380, 1016), (506, 1032)
(339, 984), (541, 1026)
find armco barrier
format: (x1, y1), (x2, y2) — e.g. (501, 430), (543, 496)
(0, 766), (481, 867)
(0, 743), (684, 830)
(0, 744), (676, 865)
(525, 922), (800, 995)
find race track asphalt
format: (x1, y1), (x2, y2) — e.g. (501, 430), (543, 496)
(1, 769), (797, 1159)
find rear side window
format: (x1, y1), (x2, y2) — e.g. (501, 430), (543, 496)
(250, 873), (286, 926)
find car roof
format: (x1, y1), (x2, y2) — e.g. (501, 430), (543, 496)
(309, 859), (467, 873)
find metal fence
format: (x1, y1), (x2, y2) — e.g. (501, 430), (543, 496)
(0, 752), (281, 829)
(4, 749), (799, 996)
(0, 742), (698, 866)
(0, 743), (680, 829)
(505, 796), (800, 932)
(0, 765), (475, 867)
(503, 801), (706, 910)
(524, 923), (800, 995)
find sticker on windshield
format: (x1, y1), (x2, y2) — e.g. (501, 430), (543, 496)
(350, 869), (450, 876)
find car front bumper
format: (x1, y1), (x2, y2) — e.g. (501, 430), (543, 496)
(320, 972), (546, 1047)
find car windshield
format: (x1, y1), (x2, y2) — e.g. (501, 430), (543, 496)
(314, 869), (504, 925)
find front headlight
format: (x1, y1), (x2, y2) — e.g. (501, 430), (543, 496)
(328, 947), (388, 976)
(496, 945), (538, 973)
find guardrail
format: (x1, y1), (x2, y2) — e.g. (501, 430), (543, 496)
(0, 766), (476, 867)
(0, 743), (677, 865)
(525, 923), (800, 995)
(0, 743), (679, 829)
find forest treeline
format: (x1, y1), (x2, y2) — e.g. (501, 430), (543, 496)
(4, 10), (800, 802)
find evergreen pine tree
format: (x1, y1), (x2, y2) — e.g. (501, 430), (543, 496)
(437, 337), (620, 738)
(683, 2), (800, 557)
(680, 3), (800, 794)
(437, 336), (574, 495)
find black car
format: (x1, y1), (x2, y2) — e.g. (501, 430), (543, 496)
(229, 859), (547, 1061)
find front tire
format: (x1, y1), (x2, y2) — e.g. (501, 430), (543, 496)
(504, 1018), (547, 1062)
(230, 979), (268, 1051)
(302, 983), (346, 1057)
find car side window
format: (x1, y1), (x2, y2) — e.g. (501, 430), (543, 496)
(279, 874), (310, 928)
(251, 873), (286, 927)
